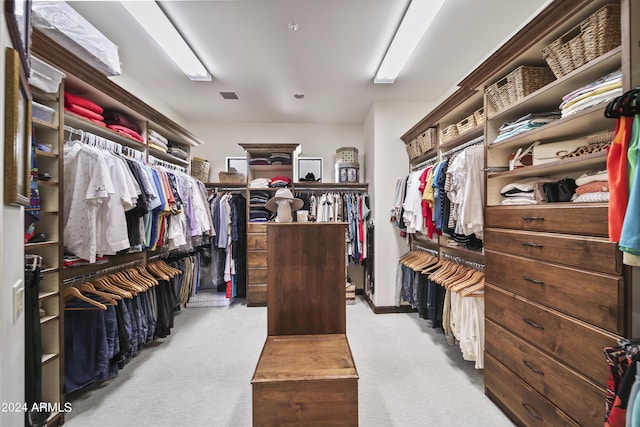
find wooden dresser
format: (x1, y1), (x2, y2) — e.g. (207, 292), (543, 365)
(484, 204), (624, 426)
(251, 223), (358, 426)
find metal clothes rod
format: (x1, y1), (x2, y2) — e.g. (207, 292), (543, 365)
(149, 155), (187, 173)
(295, 188), (369, 193)
(148, 252), (170, 262)
(441, 252), (484, 271)
(413, 245), (439, 256)
(441, 136), (484, 159)
(412, 156), (439, 171)
(63, 259), (144, 286)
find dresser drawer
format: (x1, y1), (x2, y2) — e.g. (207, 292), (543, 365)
(485, 354), (579, 427)
(484, 228), (621, 275)
(247, 284), (267, 306)
(486, 284), (619, 387)
(485, 250), (624, 334)
(248, 268), (267, 284)
(247, 233), (267, 250)
(248, 223), (268, 233)
(486, 320), (604, 427)
(485, 204), (608, 237)
(247, 251), (267, 268)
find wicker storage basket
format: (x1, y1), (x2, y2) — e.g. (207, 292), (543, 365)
(218, 171), (246, 183)
(417, 128), (437, 153)
(190, 157), (210, 182)
(336, 147), (359, 163)
(441, 124), (459, 144)
(587, 128), (615, 145)
(474, 107), (485, 125)
(456, 114), (477, 135)
(486, 66), (555, 113)
(542, 4), (620, 78)
(406, 139), (420, 160)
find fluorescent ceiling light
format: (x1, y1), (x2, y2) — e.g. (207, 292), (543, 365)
(120, 1), (211, 81)
(374, 0), (446, 84)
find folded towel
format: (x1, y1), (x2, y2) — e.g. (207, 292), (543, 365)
(103, 110), (141, 134)
(64, 104), (105, 122)
(106, 124), (144, 142)
(64, 92), (103, 114)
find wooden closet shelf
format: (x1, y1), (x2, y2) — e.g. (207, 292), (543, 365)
(35, 149), (59, 158)
(25, 241), (58, 249)
(39, 291), (58, 301)
(33, 118), (59, 130)
(41, 353), (59, 365)
(30, 86), (59, 102)
(439, 126), (484, 152)
(148, 146), (190, 166)
(40, 315), (58, 325)
(65, 112), (147, 151)
(488, 150), (607, 180)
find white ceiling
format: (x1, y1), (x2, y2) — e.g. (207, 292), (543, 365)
(67, 0), (550, 125)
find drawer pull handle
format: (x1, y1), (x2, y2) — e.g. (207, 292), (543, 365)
(523, 318), (545, 330)
(522, 402), (544, 421)
(522, 276), (545, 285)
(521, 242), (543, 248)
(522, 216), (545, 221)
(523, 359), (545, 375)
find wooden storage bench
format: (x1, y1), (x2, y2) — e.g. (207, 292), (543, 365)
(252, 334), (358, 426)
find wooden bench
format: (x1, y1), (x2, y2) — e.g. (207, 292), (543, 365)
(251, 223), (359, 426)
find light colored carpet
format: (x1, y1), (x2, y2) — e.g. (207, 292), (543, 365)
(64, 297), (513, 427)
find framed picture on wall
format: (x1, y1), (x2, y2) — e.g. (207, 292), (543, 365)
(4, 47), (32, 206)
(298, 157), (323, 182)
(226, 157), (247, 175)
(5, 0), (32, 76)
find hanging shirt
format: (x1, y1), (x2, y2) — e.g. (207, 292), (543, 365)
(608, 115), (634, 242)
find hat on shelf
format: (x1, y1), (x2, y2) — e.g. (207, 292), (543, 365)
(299, 172), (320, 182)
(265, 188), (304, 212)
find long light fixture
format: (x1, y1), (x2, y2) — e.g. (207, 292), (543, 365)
(120, 1), (211, 81)
(374, 0), (446, 84)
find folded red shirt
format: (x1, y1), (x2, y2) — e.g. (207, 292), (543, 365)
(64, 92), (103, 114)
(103, 110), (142, 134)
(107, 124), (144, 142)
(65, 104), (105, 122)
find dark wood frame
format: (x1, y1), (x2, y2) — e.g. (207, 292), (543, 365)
(4, 47), (32, 206)
(5, 0), (32, 76)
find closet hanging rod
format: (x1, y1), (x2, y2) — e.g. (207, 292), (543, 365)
(441, 135), (484, 159)
(412, 245), (439, 256)
(441, 252), (484, 271)
(294, 188), (369, 193)
(412, 156), (439, 171)
(149, 155), (187, 173)
(63, 260), (145, 286)
(148, 252), (170, 262)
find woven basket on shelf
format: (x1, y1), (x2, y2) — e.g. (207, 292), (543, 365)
(190, 157), (210, 182)
(486, 65), (555, 114)
(474, 107), (485, 125)
(587, 128), (616, 145)
(336, 147), (359, 163)
(456, 113), (477, 135)
(441, 124), (459, 144)
(405, 139), (421, 160)
(542, 4), (620, 78)
(218, 171), (246, 184)
(417, 128), (437, 153)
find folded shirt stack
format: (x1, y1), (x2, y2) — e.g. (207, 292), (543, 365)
(249, 178), (271, 188)
(167, 145), (188, 160)
(249, 208), (271, 222)
(64, 92), (105, 126)
(560, 69), (622, 118)
(269, 176), (290, 188)
(249, 191), (271, 205)
(270, 152), (291, 165)
(573, 168), (610, 203)
(103, 110), (143, 143)
(149, 129), (169, 148)
(493, 112), (561, 143)
(249, 157), (270, 166)
(500, 177), (554, 205)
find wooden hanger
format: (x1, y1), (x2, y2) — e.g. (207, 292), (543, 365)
(76, 282), (120, 305)
(92, 277), (133, 299)
(459, 279), (485, 297)
(137, 265), (159, 286)
(147, 262), (170, 281)
(450, 271), (485, 293)
(156, 260), (182, 276)
(62, 287), (108, 310)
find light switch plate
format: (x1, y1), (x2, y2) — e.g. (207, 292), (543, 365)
(13, 280), (24, 323)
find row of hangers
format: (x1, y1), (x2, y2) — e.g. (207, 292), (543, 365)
(62, 261), (182, 311)
(400, 250), (484, 297)
(604, 87), (640, 118)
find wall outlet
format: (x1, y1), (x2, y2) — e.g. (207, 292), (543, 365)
(13, 280), (24, 323)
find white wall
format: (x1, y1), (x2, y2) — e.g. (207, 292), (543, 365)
(368, 102), (434, 308)
(1, 14), (26, 427)
(189, 121), (364, 183)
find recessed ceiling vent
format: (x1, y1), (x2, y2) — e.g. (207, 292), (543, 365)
(220, 91), (239, 100)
